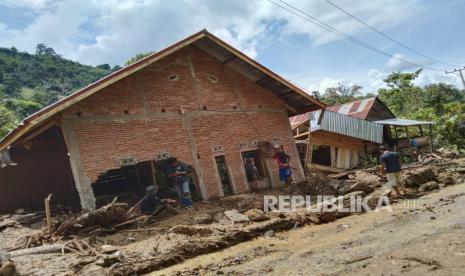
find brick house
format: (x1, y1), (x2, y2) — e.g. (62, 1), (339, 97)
(0, 30), (324, 212)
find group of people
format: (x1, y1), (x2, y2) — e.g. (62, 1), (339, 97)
(141, 144), (405, 214)
(141, 157), (193, 215)
(244, 145), (293, 192)
(141, 146), (294, 214)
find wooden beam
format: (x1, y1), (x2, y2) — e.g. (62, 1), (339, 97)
(278, 91), (295, 98)
(294, 131), (310, 139)
(44, 194), (52, 234)
(309, 163), (346, 173)
(305, 122), (313, 165)
(16, 118), (59, 145)
(222, 56), (236, 65)
(283, 103), (297, 114)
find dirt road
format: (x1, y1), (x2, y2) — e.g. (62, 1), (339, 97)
(156, 183), (465, 275)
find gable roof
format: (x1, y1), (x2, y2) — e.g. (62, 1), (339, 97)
(0, 29), (324, 151)
(290, 96), (395, 130)
(326, 97), (377, 120)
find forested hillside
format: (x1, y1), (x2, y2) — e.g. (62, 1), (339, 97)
(0, 44), (117, 136)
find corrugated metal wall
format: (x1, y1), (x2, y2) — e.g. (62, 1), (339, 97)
(320, 111), (383, 143)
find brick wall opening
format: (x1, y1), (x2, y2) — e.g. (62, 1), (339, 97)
(91, 160), (155, 207)
(91, 159), (201, 207)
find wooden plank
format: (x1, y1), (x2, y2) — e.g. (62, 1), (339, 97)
(44, 193), (53, 234)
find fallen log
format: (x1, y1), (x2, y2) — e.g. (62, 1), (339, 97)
(9, 244), (66, 258)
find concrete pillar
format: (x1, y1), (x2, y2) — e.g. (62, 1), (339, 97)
(61, 121), (96, 210)
(183, 114), (208, 200)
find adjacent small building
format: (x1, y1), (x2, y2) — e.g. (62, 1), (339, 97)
(0, 30), (324, 213)
(291, 97), (433, 172)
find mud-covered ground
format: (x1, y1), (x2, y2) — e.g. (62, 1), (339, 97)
(2, 157), (464, 275)
(156, 183), (465, 276)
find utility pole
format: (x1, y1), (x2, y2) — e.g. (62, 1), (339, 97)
(445, 67), (465, 89)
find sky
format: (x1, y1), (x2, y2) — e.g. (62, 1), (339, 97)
(0, 0), (464, 94)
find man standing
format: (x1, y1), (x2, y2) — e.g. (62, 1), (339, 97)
(379, 145), (406, 196)
(273, 146), (292, 190)
(244, 158), (261, 192)
(166, 157), (193, 208)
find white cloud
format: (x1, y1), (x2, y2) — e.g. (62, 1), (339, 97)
(0, 0), (423, 65)
(308, 77), (358, 93)
(0, 0), (57, 11)
(365, 68), (464, 91)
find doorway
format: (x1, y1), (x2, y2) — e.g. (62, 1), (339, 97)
(241, 150), (271, 189)
(91, 161), (154, 207)
(312, 144), (331, 166)
(214, 155), (234, 196)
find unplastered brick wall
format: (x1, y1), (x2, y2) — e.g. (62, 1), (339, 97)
(61, 45), (304, 199)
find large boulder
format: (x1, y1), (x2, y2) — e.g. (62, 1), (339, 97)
(401, 167), (437, 188)
(310, 191), (366, 223)
(437, 172), (455, 186)
(418, 181), (439, 193)
(339, 182), (375, 195)
(193, 214), (213, 224)
(224, 210), (251, 223)
(354, 171), (382, 187)
(244, 209), (268, 222)
(0, 260), (17, 276)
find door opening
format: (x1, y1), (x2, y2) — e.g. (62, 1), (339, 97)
(241, 150), (270, 189)
(312, 144), (331, 166)
(214, 155), (233, 196)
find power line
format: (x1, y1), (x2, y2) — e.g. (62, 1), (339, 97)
(324, 0), (459, 68)
(265, 0), (444, 71)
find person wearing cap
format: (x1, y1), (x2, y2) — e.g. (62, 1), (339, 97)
(379, 145), (406, 196)
(140, 185), (176, 215)
(165, 157), (193, 208)
(273, 145), (292, 190)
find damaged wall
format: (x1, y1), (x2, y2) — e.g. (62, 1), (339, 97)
(0, 127), (80, 213)
(61, 45), (304, 206)
(309, 130), (379, 170)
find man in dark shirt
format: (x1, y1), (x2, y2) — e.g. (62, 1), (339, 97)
(244, 158), (260, 192)
(379, 145), (406, 196)
(166, 157), (193, 208)
(140, 185), (176, 215)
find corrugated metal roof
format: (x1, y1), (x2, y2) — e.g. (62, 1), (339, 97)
(312, 111), (383, 143)
(289, 112), (309, 128)
(326, 97), (376, 120)
(374, 118), (434, 126)
(289, 97), (380, 130)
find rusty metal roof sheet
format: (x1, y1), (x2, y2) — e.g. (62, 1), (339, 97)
(326, 97), (377, 120)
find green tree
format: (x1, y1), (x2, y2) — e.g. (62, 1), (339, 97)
(317, 83), (366, 106)
(377, 69), (423, 115)
(378, 69), (465, 150)
(125, 51), (154, 66)
(35, 43), (57, 56)
(422, 83), (463, 114)
(97, 64), (111, 70)
(0, 104), (17, 137)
